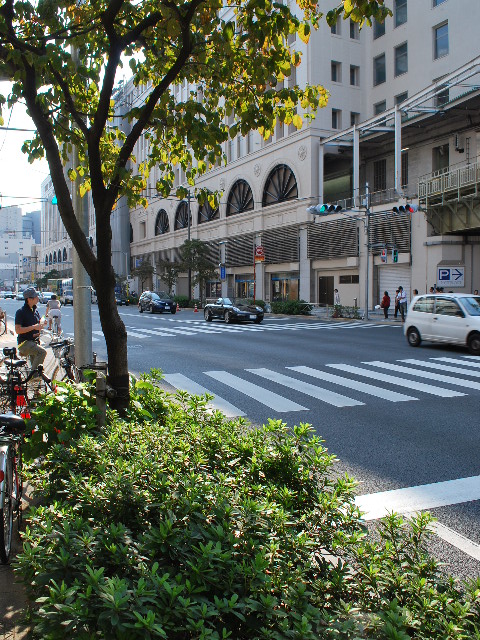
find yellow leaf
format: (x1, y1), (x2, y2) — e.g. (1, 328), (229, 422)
(292, 114), (303, 129)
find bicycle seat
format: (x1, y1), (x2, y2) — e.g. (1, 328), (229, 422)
(0, 413), (26, 435)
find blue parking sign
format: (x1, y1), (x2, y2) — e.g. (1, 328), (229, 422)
(437, 266), (464, 287)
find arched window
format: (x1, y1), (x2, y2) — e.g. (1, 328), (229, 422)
(174, 201), (191, 230)
(53, 252), (57, 263)
(226, 179), (254, 217)
(198, 200), (219, 224)
(63, 247), (68, 261)
(45, 256), (48, 266)
(49, 253), (53, 265)
(262, 164), (298, 207)
(57, 249), (62, 263)
(130, 224), (133, 243)
(155, 209), (170, 235)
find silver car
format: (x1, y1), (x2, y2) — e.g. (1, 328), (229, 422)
(404, 293), (480, 355)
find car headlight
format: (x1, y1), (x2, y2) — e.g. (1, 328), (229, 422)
(232, 307), (240, 312)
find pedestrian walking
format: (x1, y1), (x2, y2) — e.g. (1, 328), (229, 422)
(394, 289), (400, 318)
(14, 287), (47, 371)
(413, 289), (418, 296)
(380, 291), (390, 319)
(398, 286), (407, 323)
(474, 289), (479, 296)
(334, 288), (340, 305)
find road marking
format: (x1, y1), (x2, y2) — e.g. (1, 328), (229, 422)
(399, 358), (480, 378)
(365, 360), (480, 391)
(329, 364), (465, 397)
(246, 368), (364, 407)
(356, 475), (480, 521)
(204, 370), (308, 412)
(432, 357), (480, 369)
(163, 373), (245, 417)
(423, 520), (480, 561)
(288, 366), (417, 402)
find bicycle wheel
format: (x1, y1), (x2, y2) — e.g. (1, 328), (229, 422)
(0, 448), (14, 564)
(13, 444), (23, 530)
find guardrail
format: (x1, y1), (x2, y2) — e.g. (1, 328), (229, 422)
(419, 161), (480, 200)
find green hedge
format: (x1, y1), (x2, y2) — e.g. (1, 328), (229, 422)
(17, 377), (480, 639)
(174, 295), (201, 308)
(270, 299), (310, 315)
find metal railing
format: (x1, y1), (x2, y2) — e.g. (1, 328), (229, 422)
(419, 161), (480, 200)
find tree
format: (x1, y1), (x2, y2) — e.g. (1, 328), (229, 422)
(156, 259), (180, 295)
(180, 239), (217, 306)
(36, 269), (61, 291)
(130, 261), (154, 293)
(0, 1), (390, 408)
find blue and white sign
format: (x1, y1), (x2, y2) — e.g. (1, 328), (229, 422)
(220, 265), (226, 280)
(437, 266), (464, 288)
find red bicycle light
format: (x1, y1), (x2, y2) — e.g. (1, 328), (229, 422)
(0, 471), (4, 482)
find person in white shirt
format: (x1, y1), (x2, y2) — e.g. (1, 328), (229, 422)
(46, 294), (62, 332)
(334, 288), (340, 305)
(398, 286), (407, 323)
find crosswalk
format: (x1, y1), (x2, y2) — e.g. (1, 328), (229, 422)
(87, 318), (396, 342)
(162, 355), (480, 417)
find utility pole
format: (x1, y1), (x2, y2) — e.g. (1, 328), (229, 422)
(187, 190), (192, 302)
(72, 39), (92, 370)
(364, 183), (371, 321)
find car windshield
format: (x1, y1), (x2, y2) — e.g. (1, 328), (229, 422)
(151, 293), (170, 301)
(460, 296), (480, 316)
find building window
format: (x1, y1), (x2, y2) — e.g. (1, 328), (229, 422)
(394, 42), (408, 76)
(339, 274), (360, 284)
(331, 17), (341, 34)
(174, 201), (192, 229)
(226, 179), (254, 216)
(140, 221), (146, 239)
(374, 100), (387, 115)
(435, 86), (449, 107)
(350, 20), (359, 40)
(373, 53), (386, 85)
(373, 19), (385, 39)
(373, 159), (387, 191)
(432, 143), (449, 173)
(433, 0), (447, 5)
(395, 91), (408, 105)
(331, 61), (342, 83)
(154, 209), (170, 235)
(332, 109), (341, 129)
(394, 0), (407, 27)
(350, 65), (360, 86)
(262, 164), (298, 207)
(401, 152), (408, 187)
(434, 22), (448, 59)
(350, 112), (360, 126)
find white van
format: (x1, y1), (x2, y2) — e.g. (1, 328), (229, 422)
(404, 293), (480, 355)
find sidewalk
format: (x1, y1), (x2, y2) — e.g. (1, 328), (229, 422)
(0, 326), (57, 639)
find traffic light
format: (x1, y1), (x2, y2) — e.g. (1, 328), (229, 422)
(307, 203), (343, 215)
(381, 248), (387, 263)
(392, 248), (399, 262)
(392, 204), (419, 213)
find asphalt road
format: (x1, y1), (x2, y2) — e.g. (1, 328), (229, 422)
(3, 299), (480, 582)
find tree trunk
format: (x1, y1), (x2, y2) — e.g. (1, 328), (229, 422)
(96, 283), (129, 412)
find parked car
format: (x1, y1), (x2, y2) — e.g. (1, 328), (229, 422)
(39, 291), (55, 304)
(204, 297), (264, 324)
(61, 289), (74, 305)
(115, 293), (129, 306)
(138, 291), (176, 314)
(15, 291), (24, 300)
(404, 293), (480, 355)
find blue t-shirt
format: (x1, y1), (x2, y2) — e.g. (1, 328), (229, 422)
(15, 303), (41, 344)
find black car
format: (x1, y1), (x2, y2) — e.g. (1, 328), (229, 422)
(204, 297), (264, 324)
(115, 293), (129, 306)
(138, 291), (176, 314)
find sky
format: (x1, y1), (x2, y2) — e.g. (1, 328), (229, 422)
(0, 82), (50, 214)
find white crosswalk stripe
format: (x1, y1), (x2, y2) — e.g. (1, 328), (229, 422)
(364, 360), (480, 391)
(432, 357), (480, 369)
(161, 356), (479, 416)
(246, 368), (363, 407)
(399, 358), (480, 377)
(287, 365), (417, 402)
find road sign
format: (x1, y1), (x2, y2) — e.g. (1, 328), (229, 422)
(254, 245), (265, 262)
(220, 265), (226, 280)
(437, 266), (465, 287)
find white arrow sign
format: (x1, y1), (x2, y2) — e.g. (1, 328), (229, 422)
(437, 266), (465, 287)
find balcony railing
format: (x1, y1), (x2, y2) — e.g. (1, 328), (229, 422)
(419, 161), (480, 201)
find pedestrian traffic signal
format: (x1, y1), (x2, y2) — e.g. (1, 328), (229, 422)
(307, 203), (343, 215)
(381, 248), (387, 263)
(392, 204), (419, 213)
(392, 248), (399, 262)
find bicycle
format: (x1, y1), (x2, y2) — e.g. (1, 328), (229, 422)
(50, 338), (82, 382)
(0, 413), (26, 563)
(0, 347), (54, 416)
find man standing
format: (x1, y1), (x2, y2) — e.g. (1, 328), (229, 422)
(15, 287), (47, 371)
(398, 286), (408, 323)
(334, 288), (340, 305)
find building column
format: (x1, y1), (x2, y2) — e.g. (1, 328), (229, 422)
(394, 105), (402, 195)
(353, 125), (360, 207)
(318, 141), (324, 202)
(299, 226), (311, 301)
(254, 234), (264, 300)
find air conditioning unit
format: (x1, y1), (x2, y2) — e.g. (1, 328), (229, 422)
(454, 134), (465, 153)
